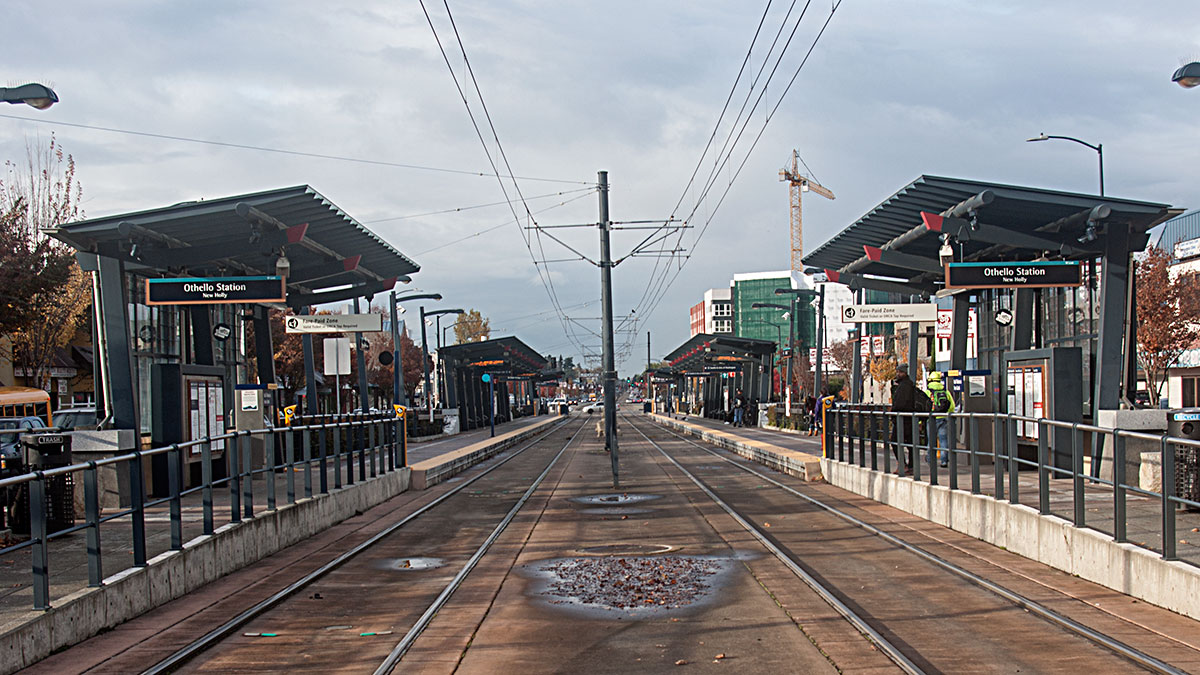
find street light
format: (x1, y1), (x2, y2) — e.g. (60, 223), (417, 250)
(0, 83), (58, 110)
(753, 301), (795, 413)
(421, 307), (464, 414)
(389, 292), (442, 407)
(1172, 62), (1200, 88)
(1026, 132), (1104, 196)
(746, 319), (783, 400)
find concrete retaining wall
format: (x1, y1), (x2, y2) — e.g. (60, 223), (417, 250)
(822, 459), (1200, 622)
(0, 467), (410, 674)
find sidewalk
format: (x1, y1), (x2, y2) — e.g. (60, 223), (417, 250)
(0, 413), (561, 626)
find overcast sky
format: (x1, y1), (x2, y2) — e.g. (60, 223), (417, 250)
(4, 1), (1199, 373)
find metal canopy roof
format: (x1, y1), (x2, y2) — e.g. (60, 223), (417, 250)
(664, 333), (777, 373)
(49, 185), (420, 304)
(802, 175), (1175, 294)
(440, 336), (548, 375)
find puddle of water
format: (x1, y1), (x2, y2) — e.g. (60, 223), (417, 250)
(378, 556), (445, 571)
(569, 493), (663, 506)
(522, 554), (734, 618)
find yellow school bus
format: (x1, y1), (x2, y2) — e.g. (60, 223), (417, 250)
(0, 387), (52, 426)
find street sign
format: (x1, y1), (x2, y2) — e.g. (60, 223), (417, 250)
(872, 336), (886, 356)
(145, 276), (285, 305)
(285, 313), (383, 334)
(945, 261), (1082, 289)
(842, 303), (937, 323)
(323, 338), (351, 376)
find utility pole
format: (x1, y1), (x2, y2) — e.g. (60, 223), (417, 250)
(598, 170), (619, 488)
(420, 306), (431, 420)
(353, 298), (369, 412)
(390, 293), (405, 407)
(815, 284), (825, 397)
(646, 331), (651, 400)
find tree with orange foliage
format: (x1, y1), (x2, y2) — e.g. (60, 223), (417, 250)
(1136, 246), (1200, 406)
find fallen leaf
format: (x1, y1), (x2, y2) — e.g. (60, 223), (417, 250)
(675, 660), (688, 666)
(715, 653), (726, 660)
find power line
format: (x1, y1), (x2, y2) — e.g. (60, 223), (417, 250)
(413, 189), (595, 256)
(0, 113), (592, 185)
(364, 186), (594, 224)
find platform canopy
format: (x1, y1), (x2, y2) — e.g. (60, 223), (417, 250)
(664, 333), (777, 375)
(802, 175), (1175, 295)
(440, 336), (548, 378)
(49, 185), (420, 307)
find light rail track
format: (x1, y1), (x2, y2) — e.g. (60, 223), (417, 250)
(144, 417), (585, 675)
(626, 414), (1192, 675)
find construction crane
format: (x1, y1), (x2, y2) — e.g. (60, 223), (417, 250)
(779, 149), (834, 273)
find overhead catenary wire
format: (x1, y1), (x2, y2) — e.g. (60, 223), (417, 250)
(418, 0), (586, 353)
(0, 113), (591, 185)
(365, 186), (596, 224)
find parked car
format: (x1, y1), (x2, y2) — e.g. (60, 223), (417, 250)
(52, 406), (98, 430)
(0, 416), (50, 478)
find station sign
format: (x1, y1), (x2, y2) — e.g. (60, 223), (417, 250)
(842, 303), (937, 323)
(945, 261), (1082, 289)
(703, 364), (740, 372)
(285, 313), (383, 334)
(146, 276), (285, 306)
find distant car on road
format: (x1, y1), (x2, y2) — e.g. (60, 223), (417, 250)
(52, 406), (98, 430)
(580, 401), (604, 414)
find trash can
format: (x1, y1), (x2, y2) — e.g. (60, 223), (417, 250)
(1168, 409), (1200, 508)
(22, 432), (75, 533)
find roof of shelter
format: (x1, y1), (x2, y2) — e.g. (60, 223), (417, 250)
(664, 333), (776, 373)
(48, 185), (419, 306)
(440, 336), (548, 375)
(803, 175), (1176, 294)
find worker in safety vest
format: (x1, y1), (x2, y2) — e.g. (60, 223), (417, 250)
(925, 371), (955, 467)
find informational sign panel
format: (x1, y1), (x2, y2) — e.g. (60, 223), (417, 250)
(945, 261), (1082, 289)
(871, 336), (886, 356)
(842, 303), (937, 323)
(323, 337), (352, 376)
(146, 276), (285, 305)
(1174, 237), (1200, 261)
(285, 313), (383, 334)
(935, 308), (978, 362)
(239, 389), (259, 411)
(859, 337), (870, 357)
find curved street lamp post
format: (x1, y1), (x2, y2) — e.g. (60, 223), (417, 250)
(1026, 132), (1104, 196)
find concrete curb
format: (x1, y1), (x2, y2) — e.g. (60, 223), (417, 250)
(647, 414), (823, 481)
(0, 468), (410, 674)
(821, 458), (1200, 622)
(410, 417), (562, 489)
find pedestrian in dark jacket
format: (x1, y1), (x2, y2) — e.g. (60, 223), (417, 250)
(891, 364), (918, 475)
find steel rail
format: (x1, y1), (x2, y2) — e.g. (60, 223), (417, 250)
(374, 420), (586, 673)
(142, 417), (576, 675)
(634, 415), (1189, 675)
(625, 418), (925, 675)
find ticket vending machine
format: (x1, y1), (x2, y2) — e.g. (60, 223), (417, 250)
(151, 363), (228, 494)
(1002, 347), (1082, 471)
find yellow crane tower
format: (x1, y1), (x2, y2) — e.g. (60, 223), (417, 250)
(779, 149), (834, 273)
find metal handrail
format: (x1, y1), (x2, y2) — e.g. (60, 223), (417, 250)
(0, 412), (407, 611)
(824, 405), (1200, 564)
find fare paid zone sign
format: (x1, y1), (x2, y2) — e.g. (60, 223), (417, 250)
(946, 261), (1082, 289)
(146, 276), (285, 305)
(285, 313), (383, 334)
(842, 303), (937, 323)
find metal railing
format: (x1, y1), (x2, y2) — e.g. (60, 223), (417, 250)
(0, 412), (406, 611)
(824, 405), (1200, 565)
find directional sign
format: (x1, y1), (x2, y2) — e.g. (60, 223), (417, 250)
(842, 303), (937, 323)
(323, 338), (351, 376)
(146, 276), (285, 305)
(285, 313), (383, 334)
(945, 261), (1082, 289)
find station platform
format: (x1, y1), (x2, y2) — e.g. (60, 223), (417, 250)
(0, 413), (563, 633)
(645, 413), (824, 480)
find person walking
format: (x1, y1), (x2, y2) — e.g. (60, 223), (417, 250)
(891, 364), (921, 475)
(925, 371), (956, 467)
(732, 389), (746, 427)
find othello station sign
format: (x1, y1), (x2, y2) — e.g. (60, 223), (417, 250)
(146, 276), (286, 305)
(945, 261), (1082, 290)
